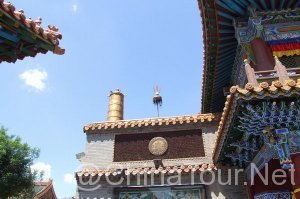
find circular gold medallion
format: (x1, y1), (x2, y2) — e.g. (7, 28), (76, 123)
(148, 137), (168, 156)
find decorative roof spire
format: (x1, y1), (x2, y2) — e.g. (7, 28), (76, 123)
(34, 17), (42, 26)
(153, 84), (162, 117)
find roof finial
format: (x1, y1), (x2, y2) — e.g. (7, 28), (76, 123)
(34, 17), (42, 26)
(153, 84), (162, 117)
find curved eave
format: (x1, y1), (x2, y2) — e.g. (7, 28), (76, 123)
(34, 180), (57, 199)
(0, 1), (64, 63)
(198, 0), (300, 113)
(213, 79), (300, 164)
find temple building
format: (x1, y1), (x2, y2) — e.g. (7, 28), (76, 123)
(1, 1), (63, 198)
(76, 90), (247, 198)
(33, 180), (57, 199)
(76, 0), (300, 199)
(9, 180), (57, 199)
(0, 1), (64, 63)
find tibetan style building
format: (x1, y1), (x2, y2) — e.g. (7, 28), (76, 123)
(0, 1), (64, 63)
(76, 0), (300, 199)
(76, 91), (247, 198)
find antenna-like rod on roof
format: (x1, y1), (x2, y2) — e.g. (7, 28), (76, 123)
(153, 84), (162, 117)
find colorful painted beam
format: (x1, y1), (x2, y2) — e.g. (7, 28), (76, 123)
(198, 0), (300, 113)
(214, 77), (300, 168)
(0, 1), (64, 63)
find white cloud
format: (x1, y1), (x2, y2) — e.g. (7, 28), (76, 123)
(31, 162), (51, 181)
(72, 4), (78, 12)
(64, 173), (76, 184)
(20, 69), (47, 91)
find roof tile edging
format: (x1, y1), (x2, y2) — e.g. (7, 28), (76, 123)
(84, 113), (220, 133)
(76, 164), (217, 178)
(213, 79), (300, 162)
(0, 1), (64, 54)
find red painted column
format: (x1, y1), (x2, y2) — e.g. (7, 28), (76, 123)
(250, 37), (275, 71)
(245, 174), (254, 199)
(247, 185), (254, 199)
(291, 154), (300, 199)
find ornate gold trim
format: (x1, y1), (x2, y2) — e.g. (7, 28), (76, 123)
(148, 137), (168, 156)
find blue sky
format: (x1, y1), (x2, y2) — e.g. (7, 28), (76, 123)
(0, 0), (203, 197)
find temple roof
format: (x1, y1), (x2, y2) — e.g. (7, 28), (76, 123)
(213, 79), (300, 163)
(198, 0), (299, 113)
(34, 180), (57, 199)
(76, 163), (216, 178)
(84, 113), (220, 134)
(0, 1), (64, 63)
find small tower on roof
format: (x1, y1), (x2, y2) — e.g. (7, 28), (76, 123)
(107, 89), (124, 121)
(153, 85), (162, 117)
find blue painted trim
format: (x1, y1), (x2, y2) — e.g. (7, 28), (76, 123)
(219, 45), (237, 52)
(220, 41), (237, 47)
(247, 0), (263, 11)
(260, 0), (268, 10)
(214, 81), (233, 90)
(217, 58), (235, 68)
(216, 66), (233, 74)
(218, 43), (237, 50)
(215, 67), (234, 76)
(214, 79), (232, 88)
(223, 0), (244, 15)
(279, 0), (285, 10)
(215, 68), (233, 77)
(213, 78), (231, 88)
(214, 76), (233, 87)
(217, 58), (233, 67)
(217, 11), (234, 20)
(271, 0), (275, 11)
(217, 49), (236, 57)
(215, 68), (233, 78)
(216, 0), (239, 15)
(254, 191), (291, 198)
(219, 53), (235, 61)
(237, 0), (249, 8)
(267, 37), (300, 45)
(0, 27), (19, 43)
(213, 75), (233, 86)
(232, 0), (247, 9)
(218, 49), (236, 59)
(218, 53), (235, 62)
(214, 82), (232, 91)
(219, 29), (235, 33)
(219, 36), (235, 41)
(217, 63), (233, 71)
(218, 21), (233, 27)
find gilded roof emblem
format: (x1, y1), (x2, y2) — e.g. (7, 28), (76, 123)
(148, 137), (168, 156)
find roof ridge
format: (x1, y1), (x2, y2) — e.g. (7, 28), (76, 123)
(0, 1), (64, 54)
(77, 163), (217, 177)
(83, 113), (221, 133)
(89, 113), (214, 124)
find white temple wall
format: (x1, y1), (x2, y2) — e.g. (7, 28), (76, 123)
(202, 126), (218, 159)
(78, 134), (115, 169)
